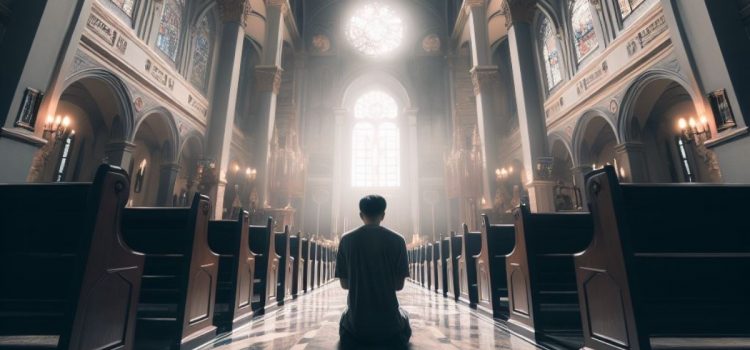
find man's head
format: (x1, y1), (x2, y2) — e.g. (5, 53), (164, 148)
(359, 195), (386, 225)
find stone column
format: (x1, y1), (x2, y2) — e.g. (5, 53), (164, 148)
(0, 0), (95, 182)
(156, 162), (181, 206)
(205, 0), (247, 217)
(465, 0), (499, 214)
(405, 108), (420, 237)
(614, 142), (650, 183)
(104, 141), (136, 170)
(504, 0), (555, 212)
(254, 1), (286, 208)
(330, 107), (347, 235)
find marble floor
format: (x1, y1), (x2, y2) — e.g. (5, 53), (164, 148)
(198, 282), (541, 350)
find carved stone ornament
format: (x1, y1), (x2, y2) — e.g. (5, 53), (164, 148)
(266, 0), (290, 15)
(255, 66), (284, 94)
(500, 0), (538, 29)
(218, 0), (248, 26)
(311, 34), (331, 53)
(471, 66), (498, 96)
(422, 34), (441, 53)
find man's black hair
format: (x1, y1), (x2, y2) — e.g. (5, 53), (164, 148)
(359, 195), (387, 218)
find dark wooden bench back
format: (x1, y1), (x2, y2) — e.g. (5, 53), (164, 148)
(424, 243), (433, 289)
(476, 214), (515, 318)
(578, 166), (750, 350)
(290, 233), (301, 297)
(0, 164), (142, 349)
(300, 236), (310, 293)
(122, 193), (218, 349)
(447, 232), (463, 301)
(458, 224), (482, 306)
(439, 238), (450, 296)
(507, 205), (591, 346)
(274, 225), (292, 304)
(248, 217), (273, 311)
(309, 240), (318, 289)
(432, 242), (441, 293)
(207, 210), (254, 331)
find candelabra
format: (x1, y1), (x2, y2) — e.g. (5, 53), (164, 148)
(27, 115), (75, 182)
(677, 115), (711, 144)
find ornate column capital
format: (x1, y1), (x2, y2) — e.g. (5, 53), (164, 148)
(265, 0), (290, 15)
(217, 0), (249, 26)
(464, 0), (487, 13)
(255, 65), (284, 95)
(501, 0), (538, 29)
(470, 65), (499, 96)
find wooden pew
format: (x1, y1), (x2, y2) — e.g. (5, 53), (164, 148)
(431, 242), (440, 292)
(506, 206), (591, 348)
(321, 244), (328, 284)
(274, 225), (293, 305)
(300, 235), (310, 293)
(122, 193), (218, 349)
(290, 233), (301, 297)
(0, 164), (142, 350)
(408, 248), (414, 281)
(475, 215), (515, 319)
(424, 243), (433, 290)
(438, 238), (450, 297)
(207, 210), (255, 332)
(446, 232), (462, 301)
(310, 240), (319, 290)
(416, 246), (424, 286)
(578, 166), (750, 350)
(458, 224), (482, 307)
(248, 218), (277, 312)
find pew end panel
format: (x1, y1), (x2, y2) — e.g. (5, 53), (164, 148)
(476, 214), (515, 319)
(207, 210), (254, 332)
(248, 217), (274, 313)
(458, 224), (482, 307)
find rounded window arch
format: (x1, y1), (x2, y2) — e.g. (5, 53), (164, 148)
(569, 0), (598, 62)
(351, 90), (400, 188)
(110, 0), (137, 18)
(538, 15), (563, 91)
(155, 0), (185, 62)
(616, 0), (646, 20)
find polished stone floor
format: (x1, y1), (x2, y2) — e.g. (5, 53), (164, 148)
(198, 282), (541, 350)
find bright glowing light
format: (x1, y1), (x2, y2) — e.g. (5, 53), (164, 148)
(351, 90), (400, 188)
(678, 118), (687, 130)
(345, 2), (403, 56)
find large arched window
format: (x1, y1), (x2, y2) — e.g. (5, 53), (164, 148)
(190, 13), (213, 91)
(570, 0), (598, 62)
(617, 0), (645, 19)
(156, 0), (184, 61)
(351, 91), (400, 187)
(110, 0), (136, 18)
(539, 16), (562, 90)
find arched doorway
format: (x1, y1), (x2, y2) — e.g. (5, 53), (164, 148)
(40, 72), (132, 182)
(129, 111), (177, 207)
(173, 134), (203, 206)
(575, 114), (618, 172)
(550, 138), (581, 211)
(622, 77), (718, 183)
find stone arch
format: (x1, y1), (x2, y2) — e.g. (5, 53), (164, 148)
(129, 107), (180, 206)
(572, 109), (619, 166)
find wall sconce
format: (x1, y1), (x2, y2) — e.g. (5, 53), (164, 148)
(677, 116), (711, 143)
(495, 166), (514, 182)
(134, 158), (147, 193)
(245, 167), (257, 181)
(43, 115), (74, 145)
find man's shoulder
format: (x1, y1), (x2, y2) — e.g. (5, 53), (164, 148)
(341, 225), (405, 243)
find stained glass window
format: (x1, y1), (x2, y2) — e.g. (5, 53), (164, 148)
(110, 0), (136, 17)
(351, 91), (400, 187)
(345, 2), (404, 56)
(570, 0), (598, 62)
(190, 14), (212, 91)
(617, 0), (645, 19)
(156, 0), (183, 61)
(539, 17), (562, 90)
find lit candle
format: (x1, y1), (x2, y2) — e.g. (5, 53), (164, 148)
(678, 118), (687, 130)
(688, 117), (697, 129)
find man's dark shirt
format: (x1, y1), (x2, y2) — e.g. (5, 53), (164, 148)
(335, 224), (409, 340)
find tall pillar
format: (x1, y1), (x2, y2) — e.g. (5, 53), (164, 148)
(254, 1), (286, 209)
(465, 1), (499, 216)
(505, 0), (555, 212)
(330, 107), (347, 235)
(156, 162), (181, 206)
(614, 142), (650, 183)
(405, 108), (420, 237)
(0, 0), (94, 182)
(205, 0), (247, 217)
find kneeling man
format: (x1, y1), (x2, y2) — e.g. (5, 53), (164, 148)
(335, 195), (411, 349)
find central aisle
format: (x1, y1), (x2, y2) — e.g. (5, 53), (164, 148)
(199, 282), (541, 350)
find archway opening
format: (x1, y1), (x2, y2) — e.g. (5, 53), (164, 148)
(130, 113), (176, 206)
(579, 116), (617, 169)
(628, 79), (715, 182)
(550, 139), (580, 211)
(44, 76), (129, 182)
(173, 135), (203, 207)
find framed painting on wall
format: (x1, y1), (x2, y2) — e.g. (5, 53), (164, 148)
(707, 89), (737, 132)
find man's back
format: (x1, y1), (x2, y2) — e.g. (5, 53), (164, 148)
(335, 224), (409, 340)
